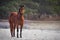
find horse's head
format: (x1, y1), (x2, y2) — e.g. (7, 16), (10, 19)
(19, 5), (25, 15)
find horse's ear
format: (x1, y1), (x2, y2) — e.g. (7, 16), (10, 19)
(19, 5), (25, 8)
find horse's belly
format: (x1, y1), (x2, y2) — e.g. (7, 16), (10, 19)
(18, 20), (24, 25)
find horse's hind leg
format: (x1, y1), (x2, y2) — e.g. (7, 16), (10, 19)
(10, 24), (12, 37)
(20, 25), (23, 38)
(10, 24), (14, 37)
(17, 25), (19, 38)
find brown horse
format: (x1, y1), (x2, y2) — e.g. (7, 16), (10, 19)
(9, 5), (25, 38)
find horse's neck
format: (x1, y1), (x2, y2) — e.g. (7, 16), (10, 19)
(18, 13), (23, 20)
(18, 9), (24, 19)
(18, 13), (23, 16)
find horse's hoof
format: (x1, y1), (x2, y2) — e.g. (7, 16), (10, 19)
(11, 34), (15, 37)
(20, 36), (22, 38)
(17, 37), (19, 38)
(17, 36), (19, 38)
(20, 37), (22, 38)
(12, 35), (15, 37)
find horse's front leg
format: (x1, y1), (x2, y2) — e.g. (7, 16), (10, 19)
(17, 25), (19, 38)
(13, 24), (16, 37)
(20, 25), (23, 38)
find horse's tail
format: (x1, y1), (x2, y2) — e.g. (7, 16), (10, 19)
(10, 13), (14, 17)
(8, 12), (14, 23)
(9, 12), (17, 23)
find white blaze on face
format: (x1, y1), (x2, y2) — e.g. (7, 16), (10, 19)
(21, 10), (25, 14)
(20, 7), (25, 14)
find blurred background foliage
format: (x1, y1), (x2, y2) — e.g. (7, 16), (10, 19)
(0, 0), (60, 20)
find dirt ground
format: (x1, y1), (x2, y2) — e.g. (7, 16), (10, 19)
(0, 20), (60, 40)
(0, 29), (60, 40)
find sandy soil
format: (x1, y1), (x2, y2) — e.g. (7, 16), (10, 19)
(0, 29), (60, 40)
(0, 20), (60, 40)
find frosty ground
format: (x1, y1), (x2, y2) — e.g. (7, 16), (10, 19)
(0, 20), (60, 40)
(0, 29), (60, 40)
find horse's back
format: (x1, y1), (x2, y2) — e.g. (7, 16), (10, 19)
(9, 12), (18, 24)
(10, 12), (17, 16)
